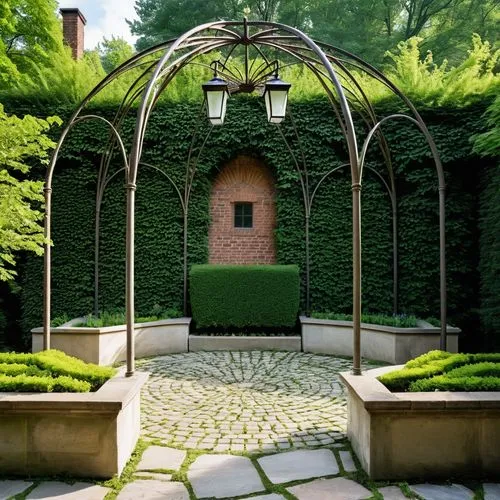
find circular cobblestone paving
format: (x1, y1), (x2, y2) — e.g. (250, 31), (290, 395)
(137, 351), (377, 453)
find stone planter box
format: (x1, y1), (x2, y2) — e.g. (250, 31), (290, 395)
(0, 371), (149, 478)
(32, 317), (190, 365)
(301, 316), (460, 364)
(189, 335), (301, 352)
(340, 366), (500, 480)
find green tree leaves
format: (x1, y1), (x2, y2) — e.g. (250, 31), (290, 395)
(0, 105), (61, 281)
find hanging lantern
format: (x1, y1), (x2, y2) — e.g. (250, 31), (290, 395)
(263, 75), (291, 123)
(202, 76), (229, 125)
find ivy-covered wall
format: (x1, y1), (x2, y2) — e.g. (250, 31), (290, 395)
(11, 97), (490, 349)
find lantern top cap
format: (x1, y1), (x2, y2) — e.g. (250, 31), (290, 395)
(202, 76), (229, 90)
(264, 75), (291, 91)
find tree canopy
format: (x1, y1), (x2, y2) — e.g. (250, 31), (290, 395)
(0, 0), (64, 86)
(128, 0), (499, 65)
(98, 36), (134, 74)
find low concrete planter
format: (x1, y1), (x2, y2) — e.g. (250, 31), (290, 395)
(189, 335), (301, 352)
(301, 316), (460, 364)
(0, 371), (149, 478)
(340, 366), (500, 480)
(32, 317), (190, 365)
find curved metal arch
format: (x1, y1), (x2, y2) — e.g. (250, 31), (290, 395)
(42, 19), (447, 380)
(43, 115), (129, 349)
(359, 113), (446, 348)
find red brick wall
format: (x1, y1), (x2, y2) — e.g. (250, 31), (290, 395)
(60, 9), (86, 60)
(209, 156), (276, 264)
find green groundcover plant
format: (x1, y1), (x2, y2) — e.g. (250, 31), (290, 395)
(311, 312), (419, 327)
(378, 350), (500, 392)
(0, 349), (115, 392)
(74, 307), (183, 328)
(50, 306), (183, 328)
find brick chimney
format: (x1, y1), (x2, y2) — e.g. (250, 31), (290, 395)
(60, 8), (87, 59)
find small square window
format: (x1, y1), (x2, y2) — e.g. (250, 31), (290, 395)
(234, 202), (253, 228)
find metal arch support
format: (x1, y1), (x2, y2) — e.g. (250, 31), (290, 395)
(42, 19), (447, 381)
(124, 21), (361, 375)
(309, 163), (399, 316)
(359, 113), (447, 349)
(43, 115), (129, 351)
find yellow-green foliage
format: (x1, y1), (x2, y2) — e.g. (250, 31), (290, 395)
(348, 35), (499, 108)
(0, 373), (91, 392)
(0, 104), (62, 281)
(0, 350), (115, 392)
(378, 350), (500, 392)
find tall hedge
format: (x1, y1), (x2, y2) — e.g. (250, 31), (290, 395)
(4, 97), (489, 348)
(190, 264), (300, 327)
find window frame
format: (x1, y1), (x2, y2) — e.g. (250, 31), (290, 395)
(234, 202), (253, 228)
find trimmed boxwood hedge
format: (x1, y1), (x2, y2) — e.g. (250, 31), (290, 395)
(190, 264), (300, 328)
(0, 349), (115, 392)
(378, 350), (500, 392)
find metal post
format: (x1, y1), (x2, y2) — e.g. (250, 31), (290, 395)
(392, 202), (398, 314)
(183, 209), (188, 316)
(352, 183), (362, 375)
(125, 182), (136, 377)
(43, 187), (52, 351)
(94, 206), (100, 317)
(439, 187), (447, 350)
(305, 214), (311, 316)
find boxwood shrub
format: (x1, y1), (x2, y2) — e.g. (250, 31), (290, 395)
(189, 264), (300, 328)
(0, 350), (115, 392)
(378, 350), (500, 392)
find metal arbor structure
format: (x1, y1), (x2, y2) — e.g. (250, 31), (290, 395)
(42, 19), (448, 377)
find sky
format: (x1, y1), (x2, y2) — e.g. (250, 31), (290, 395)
(58, 0), (139, 50)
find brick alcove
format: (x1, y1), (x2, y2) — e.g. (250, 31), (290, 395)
(209, 156), (276, 264)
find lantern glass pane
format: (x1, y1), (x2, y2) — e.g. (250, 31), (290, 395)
(206, 90), (227, 125)
(269, 89), (288, 123)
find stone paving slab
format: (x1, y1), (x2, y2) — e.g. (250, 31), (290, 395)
(137, 445), (186, 471)
(339, 450), (357, 472)
(377, 485), (408, 499)
(0, 480), (33, 500)
(117, 480), (189, 500)
(188, 454), (265, 498)
(258, 449), (339, 484)
(287, 477), (372, 499)
(484, 483), (500, 500)
(410, 483), (474, 500)
(26, 482), (110, 500)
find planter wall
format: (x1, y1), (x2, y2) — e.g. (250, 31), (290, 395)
(32, 318), (190, 365)
(340, 366), (500, 480)
(0, 371), (149, 478)
(301, 317), (460, 364)
(189, 335), (301, 352)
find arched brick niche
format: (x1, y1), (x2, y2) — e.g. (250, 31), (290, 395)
(209, 156), (276, 264)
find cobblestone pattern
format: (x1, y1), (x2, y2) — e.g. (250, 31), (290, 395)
(137, 351), (376, 453)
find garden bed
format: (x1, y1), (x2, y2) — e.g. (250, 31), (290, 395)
(340, 363), (500, 480)
(0, 362), (148, 478)
(32, 317), (191, 365)
(301, 316), (460, 364)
